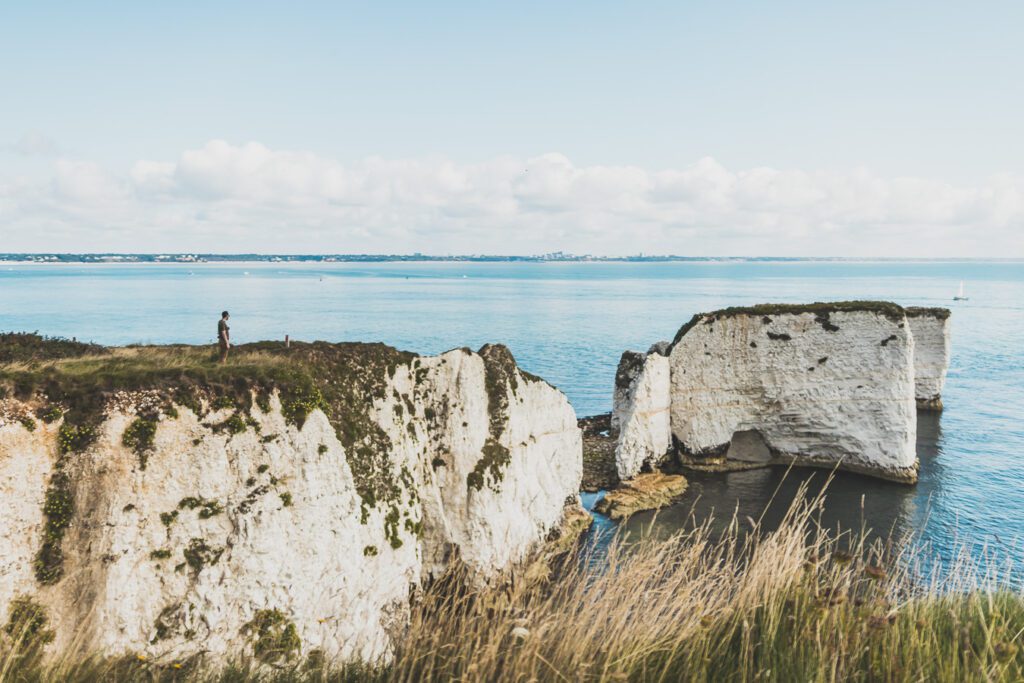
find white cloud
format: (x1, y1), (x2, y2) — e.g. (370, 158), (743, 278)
(0, 140), (1021, 256)
(8, 131), (58, 157)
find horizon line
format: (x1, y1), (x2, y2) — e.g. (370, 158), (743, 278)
(3, 253), (1023, 263)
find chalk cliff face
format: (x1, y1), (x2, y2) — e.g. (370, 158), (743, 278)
(0, 340), (581, 665)
(667, 304), (918, 483)
(608, 303), (940, 485)
(905, 308), (951, 410)
(612, 351), (671, 480)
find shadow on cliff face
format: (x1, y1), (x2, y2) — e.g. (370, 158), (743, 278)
(588, 411), (945, 557)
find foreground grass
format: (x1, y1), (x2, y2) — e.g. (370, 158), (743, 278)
(3, 492), (1022, 682)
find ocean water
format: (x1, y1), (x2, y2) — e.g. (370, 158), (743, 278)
(2, 260), (1023, 574)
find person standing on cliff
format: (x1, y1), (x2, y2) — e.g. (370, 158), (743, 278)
(217, 311), (231, 363)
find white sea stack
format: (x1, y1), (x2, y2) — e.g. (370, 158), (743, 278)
(667, 303), (919, 483)
(612, 351), (671, 480)
(0, 340), (582, 665)
(905, 307), (952, 410)
(609, 302), (950, 485)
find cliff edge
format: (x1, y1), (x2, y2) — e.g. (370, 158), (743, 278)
(0, 336), (582, 665)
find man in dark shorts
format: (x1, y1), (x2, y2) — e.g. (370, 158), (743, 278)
(218, 311), (231, 363)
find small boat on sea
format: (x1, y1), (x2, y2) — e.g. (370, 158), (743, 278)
(953, 280), (968, 301)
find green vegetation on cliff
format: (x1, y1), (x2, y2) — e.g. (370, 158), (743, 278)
(0, 337), (415, 509)
(0, 334), (424, 580)
(906, 306), (952, 319)
(467, 344), (516, 492)
(670, 300), (909, 348)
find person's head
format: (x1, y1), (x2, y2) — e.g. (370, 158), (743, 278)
(221, 311), (229, 320)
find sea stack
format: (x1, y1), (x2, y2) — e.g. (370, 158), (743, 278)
(611, 349), (671, 480)
(905, 307), (952, 410)
(613, 302), (951, 484)
(0, 338), (583, 664)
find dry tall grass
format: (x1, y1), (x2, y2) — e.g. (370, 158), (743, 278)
(3, 486), (1022, 682)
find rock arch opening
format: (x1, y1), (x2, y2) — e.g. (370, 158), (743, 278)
(725, 429), (772, 464)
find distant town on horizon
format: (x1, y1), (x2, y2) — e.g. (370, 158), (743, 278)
(2, 253), (1019, 264)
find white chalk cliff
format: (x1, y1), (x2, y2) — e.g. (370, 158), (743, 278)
(906, 308), (952, 410)
(0, 341), (582, 665)
(612, 303), (951, 485)
(611, 350), (671, 480)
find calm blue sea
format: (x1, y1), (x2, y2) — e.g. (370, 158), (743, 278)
(2, 261), (1023, 575)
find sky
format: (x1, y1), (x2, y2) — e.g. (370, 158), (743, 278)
(1, 1), (1022, 257)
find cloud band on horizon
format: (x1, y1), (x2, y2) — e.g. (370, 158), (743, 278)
(1, 140), (1021, 256)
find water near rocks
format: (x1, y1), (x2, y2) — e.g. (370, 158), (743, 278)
(2, 260), (1022, 575)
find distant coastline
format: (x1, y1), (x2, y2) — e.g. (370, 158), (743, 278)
(3, 253), (1022, 264)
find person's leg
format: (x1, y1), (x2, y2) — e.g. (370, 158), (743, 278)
(219, 343), (228, 363)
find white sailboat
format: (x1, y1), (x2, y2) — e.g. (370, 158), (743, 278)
(953, 280), (968, 301)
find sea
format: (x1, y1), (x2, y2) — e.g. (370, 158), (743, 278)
(2, 260), (1022, 578)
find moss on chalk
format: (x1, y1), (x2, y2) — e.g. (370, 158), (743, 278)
(37, 405), (63, 424)
(467, 438), (512, 493)
(467, 345), (517, 493)
(34, 469), (73, 584)
(122, 415), (158, 469)
(3, 596), (55, 653)
(245, 609), (301, 664)
(183, 538), (223, 572)
(160, 510), (179, 527)
(57, 422), (97, 454)
(177, 496), (223, 519)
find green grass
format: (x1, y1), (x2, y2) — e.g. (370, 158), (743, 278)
(3, 487), (1022, 682)
(0, 332), (104, 364)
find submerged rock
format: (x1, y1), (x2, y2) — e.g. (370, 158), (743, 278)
(905, 307), (951, 410)
(0, 338), (582, 665)
(593, 472), (688, 520)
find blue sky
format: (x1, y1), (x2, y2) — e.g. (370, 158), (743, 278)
(1, 1), (1022, 255)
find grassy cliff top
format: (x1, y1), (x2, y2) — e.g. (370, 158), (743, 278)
(905, 306), (952, 320)
(0, 335), (416, 416)
(670, 300), (907, 347)
(0, 333), (531, 511)
(0, 332), (106, 363)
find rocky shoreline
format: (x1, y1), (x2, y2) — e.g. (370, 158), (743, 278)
(578, 413), (619, 492)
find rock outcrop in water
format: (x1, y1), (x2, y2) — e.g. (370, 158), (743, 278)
(905, 307), (952, 410)
(0, 337), (582, 665)
(612, 302), (951, 484)
(611, 349), (671, 480)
